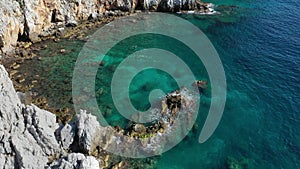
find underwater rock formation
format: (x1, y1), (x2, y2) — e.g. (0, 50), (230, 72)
(193, 80), (208, 93)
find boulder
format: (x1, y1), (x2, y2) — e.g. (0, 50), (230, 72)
(80, 156), (100, 169)
(134, 124), (147, 133)
(11, 130), (51, 168)
(76, 110), (99, 153)
(49, 153), (99, 169)
(58, 123), (76, 150)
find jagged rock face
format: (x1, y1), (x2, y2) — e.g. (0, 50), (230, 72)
(105, 0), (131, 11)
(22, 0), (102, 42)
(48, 153), (100, 169)
(76, 110), (100, 154)
(0, 0), (103, 51)
(23, 0), (53, 42)
(0, 63), (20, 166)
(0, 65), (23, 139)
(0, 0), (210, 53)
(0, 0), (24, 53)
(0, 65), (100, 169)
(0, 65), (60, 168)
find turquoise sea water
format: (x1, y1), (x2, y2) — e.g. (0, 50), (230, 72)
(17, 0), (299, 168)
(164, 0), (299, 168)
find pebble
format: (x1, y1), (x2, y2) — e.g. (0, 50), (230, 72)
(53, 38), (61, 43)
(104, 155), (109, 162)
(31, 80), (38, 84)
(104, 108), (112, 117)
(11, 64), (20, 70)
(60, 49), (66, 53)
(118, 161), (126, 168)
(42, 45), (48, 49)
(23, 42), (32, 49)
(16, 77), (25, 83)
(100, 60), (106, 66)
(10, 70), (18, 76)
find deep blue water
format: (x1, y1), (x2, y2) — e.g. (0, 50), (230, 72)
(156, 0), (300, 168)
(18, 0), (300, 168)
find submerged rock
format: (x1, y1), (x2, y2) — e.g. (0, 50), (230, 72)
(193, 80), (208, 93)
(60, 49), (67, 53)
(227, 156), (254, 169)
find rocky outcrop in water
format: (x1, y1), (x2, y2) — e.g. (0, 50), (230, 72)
(1, 62), (199, 167)
(73, 88), (197, 158)
(0, 0), (215, 53)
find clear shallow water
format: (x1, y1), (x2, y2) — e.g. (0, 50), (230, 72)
(93, 33), (209, 127)
(18, 0), (299, 168)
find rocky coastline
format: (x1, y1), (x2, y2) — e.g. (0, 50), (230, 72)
(0, 64), (202, 168)
(0, 1), (216, 168)
(0, 0), (216, 54)
(0, 0), (217, 124)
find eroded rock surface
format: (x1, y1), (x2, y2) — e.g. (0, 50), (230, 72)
(48, 153), (100, 169)
(0, 65), (99, 169)
(0, 0), (215, 53)
(0, 0), (24, 53)
(1, 64), (58, 168)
